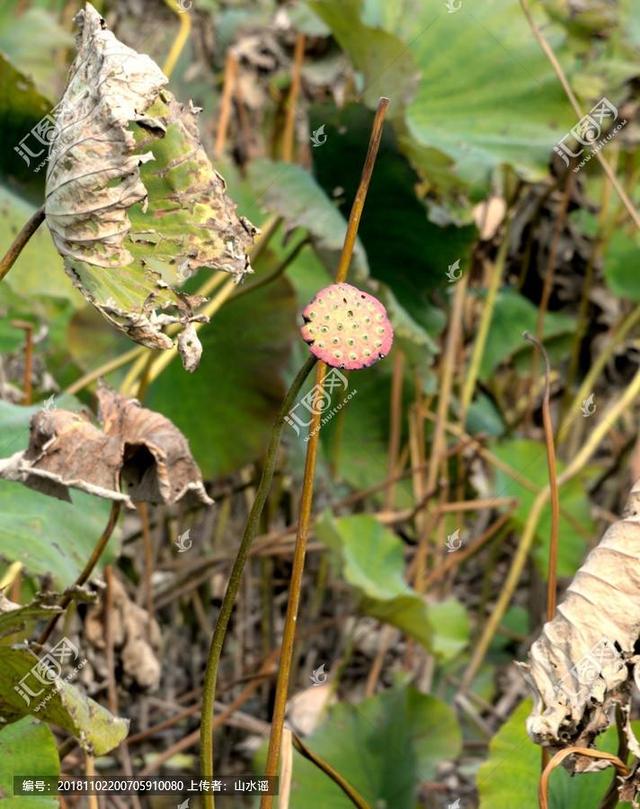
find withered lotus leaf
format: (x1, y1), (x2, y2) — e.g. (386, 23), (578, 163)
(519, 477), (640, 781)
(45, 3), (256, 370)
(0, 387), (212, 509)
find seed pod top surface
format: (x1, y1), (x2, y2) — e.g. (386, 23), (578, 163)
(300, 283), (393, 370)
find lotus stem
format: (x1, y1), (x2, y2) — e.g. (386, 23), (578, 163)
(200, 355), (317, 809)
(260, 96), (390, 809)
(0, 205), (45, 283)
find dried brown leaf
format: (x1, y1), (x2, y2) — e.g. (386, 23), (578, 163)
(85, 576), (161, 690)
(44, 4), (256, 368)
(519, 478), (640, 777)
(0, 388), (212, 509)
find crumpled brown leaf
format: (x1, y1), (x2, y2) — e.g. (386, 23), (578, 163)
(85, 576), (161, 690)
(519, 477), (640, 786)
(45, 3), (256, 369)
(0, 386), (212, 509)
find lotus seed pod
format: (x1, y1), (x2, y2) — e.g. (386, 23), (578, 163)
(300, 283), (394, 370)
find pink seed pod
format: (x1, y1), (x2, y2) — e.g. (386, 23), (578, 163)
(300, 282), (394, 370)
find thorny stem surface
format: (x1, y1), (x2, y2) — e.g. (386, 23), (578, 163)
(260, 96), (390, 809)
(38, 502), (121, 646)
(0, 205), (45, 283)
(200, 355), (317, 809)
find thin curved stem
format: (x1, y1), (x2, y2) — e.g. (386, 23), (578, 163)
(38, 501), (121, 645)
(539, 747), (628, 809)
(261, 361), (326, 801)
(523, 332), (559, 621)
(557, 305), (640, 443)
(199, 355), (317, 809)
(461, 364), (640, 691)
(65, 346), (144, 396)
(0, 205), (45, 283)
(291, 733), (372, 809)
(231, 236), (310, 303)
(162, 0), (191, 78)
(282, 34), (305, 162)
(460, 224), (510, 420)
(519, 0), (640, 230)
(214, 49), (238, 160)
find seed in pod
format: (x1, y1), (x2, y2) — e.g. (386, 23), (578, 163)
(300, 282), (394, 370)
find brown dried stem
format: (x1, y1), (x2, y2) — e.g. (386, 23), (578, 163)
(214, 49), (238, 160)
(0, 205), (45, 283)
(539, 748), (629, 809)
(38, 502), (121, 645)
(260, 96), (390, 809)
(523, 332), (559, 620)
(282, 34), (306, 162)
(519, 0), (640, 230)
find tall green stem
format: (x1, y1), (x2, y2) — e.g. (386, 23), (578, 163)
(200, 355), (316, 809)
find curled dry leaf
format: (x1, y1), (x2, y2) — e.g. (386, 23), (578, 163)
(519, 477), (640, 793)
(45, 3), (256, 370)
(85, 576), (161, 690)
(0, 387), (212, 509)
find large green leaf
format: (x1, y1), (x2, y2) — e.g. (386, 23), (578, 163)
(0, 717), (59, 808)
(0, 594), (61, 643)
(247, 157), (369, 277)
(317, 513), (469, 658)
(478, 699), (635, 809)
(306, 0), (418, 108)
(428, 598), (471, 661)
(0, 645), (128, 755)
(0, 400), (119, 588)
(309, 0), (576, 192)
(479, 289), (575, 379)
(0, 53), (51, 203)
(491, 439), (595, 579)
(0, 2), (72, 99)
(283, 688), (462, 809)
(146, 278), (297, 478)
(603, 230), (640, 301)
(405, 0), (572, 187)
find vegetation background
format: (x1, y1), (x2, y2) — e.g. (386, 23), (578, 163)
(1, 0), (640, 807)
